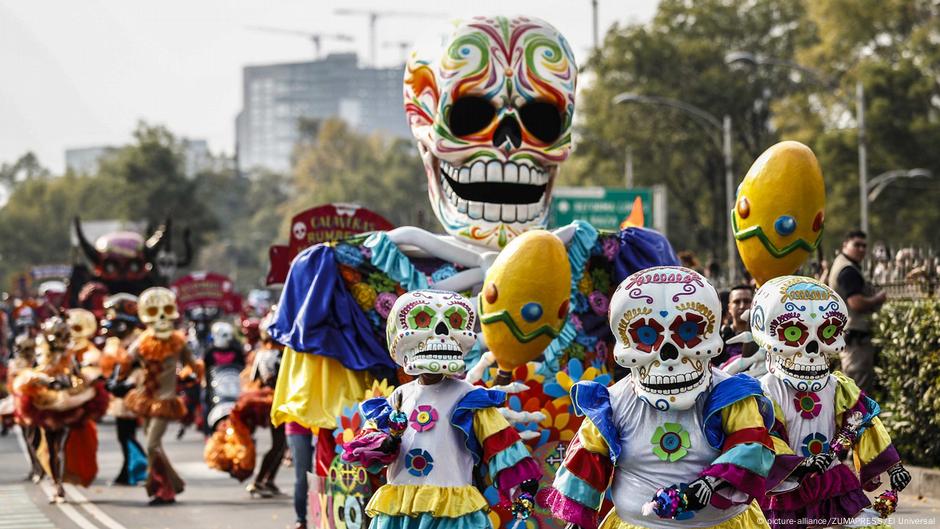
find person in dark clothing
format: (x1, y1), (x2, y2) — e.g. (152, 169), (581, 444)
(826, 230), (886, 392)
(713, 284), (757, 366)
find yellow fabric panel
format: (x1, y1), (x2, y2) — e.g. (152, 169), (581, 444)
(720, 397), (765, 434)
(577, 417), (610, 456)
(772, 435), (795, 456)
(598, 500), (769, 529)
(365, 484), (489, 517)
(854, 416), (893, 469)
(270, 347), (372, 431)
(472, 406), (513, 443)
(832, 370), (862, 424)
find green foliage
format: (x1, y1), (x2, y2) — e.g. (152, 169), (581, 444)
(567, 0), (814, 265)
(873, 299), (940, 467)
(0, 122), (221, 288)
(288, 118), (436, 232)
(570, 0), (940, 263)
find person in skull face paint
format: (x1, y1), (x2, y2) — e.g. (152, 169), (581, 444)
(542, 267), (777, 529)
(751, 277), (910, 528)
(13, 317), (109, 503)
(343, 290), (541, 529)
(124, 287), (202, 505)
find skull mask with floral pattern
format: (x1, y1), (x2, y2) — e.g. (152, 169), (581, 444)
(386, 290), (477, 376)
(750, 276), (846, 392)
(610, 266), (723, 411)
(403, 15), (577, 249)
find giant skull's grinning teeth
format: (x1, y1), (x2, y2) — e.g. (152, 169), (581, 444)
(439, 160), (548, 223)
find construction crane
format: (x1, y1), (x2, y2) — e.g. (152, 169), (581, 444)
(383, 40), (412, 65)
(334, 9), (446, 67)
(246, 26), (354, 59)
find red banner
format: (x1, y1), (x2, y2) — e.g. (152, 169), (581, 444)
(171, 272), (242, 313)
(266, 203), (394, 285)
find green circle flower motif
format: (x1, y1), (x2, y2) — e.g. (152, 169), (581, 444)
(650, 422), (692, 462)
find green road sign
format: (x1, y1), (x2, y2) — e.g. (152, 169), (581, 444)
(550, 187), (654, 230)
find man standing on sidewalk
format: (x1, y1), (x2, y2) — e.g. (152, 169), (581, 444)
(827, 230), (887, 393)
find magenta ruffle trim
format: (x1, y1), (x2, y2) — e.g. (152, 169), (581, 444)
(496, 457), (542, 495)
(701, 463), (766, 508)
(859, 444), (900, 488)
(762, 487), (870, 529)
(759, 463), (866, 512)
(537, 487), (598, 529)
(766, 454), (803, 494)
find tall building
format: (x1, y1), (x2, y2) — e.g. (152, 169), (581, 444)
(65, 139), (216, 178)
(235, 53), (410, 174)
(65, 146), (118, 174)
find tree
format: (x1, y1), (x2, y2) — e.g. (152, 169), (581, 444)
(565, 0), (814, 269)
(0, 123), (220, 287)
(288, 118), (436, 232)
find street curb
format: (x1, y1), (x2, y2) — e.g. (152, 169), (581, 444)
(906, 466), (940, 500)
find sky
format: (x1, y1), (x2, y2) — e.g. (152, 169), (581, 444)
(0, 0), (659, 173)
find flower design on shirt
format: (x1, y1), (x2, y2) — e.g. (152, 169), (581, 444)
(801, 432), (830, 457)
(651, 422), (691, 462)
(405, 448), (434, 477)
(794, 391), (822, 419)
(409, 405), (439, 432)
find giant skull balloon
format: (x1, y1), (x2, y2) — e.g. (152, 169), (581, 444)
(404, 15), (577, 249)
(750, 276), (846, 392)
(610, 266), (722, 410)
(386, 290), (477, 376)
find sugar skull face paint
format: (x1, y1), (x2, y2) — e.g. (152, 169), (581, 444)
(404, 15), (577, 249)
(750, 276), (847, 392)
(609, 266), (723, 411)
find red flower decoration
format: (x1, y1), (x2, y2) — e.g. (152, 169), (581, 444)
(793, 391), (822, 419)
(628, 318), (664, 353)
(669, 313), (705, 348)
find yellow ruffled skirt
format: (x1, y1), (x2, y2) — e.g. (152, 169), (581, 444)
(270, 347), (373, 431)
(599, 501), (769, 529)
(366, 484), (489, 518)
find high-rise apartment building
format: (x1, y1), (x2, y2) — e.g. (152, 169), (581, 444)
(235, 53), (410, 174)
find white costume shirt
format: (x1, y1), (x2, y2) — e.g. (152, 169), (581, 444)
(609, 369), (749, 528)
(385, 377), (477, 487)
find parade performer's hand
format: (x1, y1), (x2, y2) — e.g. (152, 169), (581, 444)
(341, 429), (399, 468)
(684, 476), (717, 511)
(509, 479), (538, 519)
(794, 452), (834, 478)
(889, 463), (912, 492)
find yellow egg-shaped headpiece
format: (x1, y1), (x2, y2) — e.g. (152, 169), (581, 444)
(479, 230), (571, 373)
(733, 141), (825, 286)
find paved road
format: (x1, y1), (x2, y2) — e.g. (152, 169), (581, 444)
(2, 421), (940, 528)
(0, 420), (298, 529)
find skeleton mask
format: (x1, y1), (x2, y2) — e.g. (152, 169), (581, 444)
(404, 15), (577, 249)
(751, 276), (845, 392)
(610, 266), (722, 411)
(67, 308), (98, 344)
(138, 287), (180, 340)
(386, 290), (477, 376)
(211, 321), (235, 349)
(37, 316), (70, 366)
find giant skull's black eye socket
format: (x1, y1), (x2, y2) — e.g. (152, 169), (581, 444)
(448, 96), (496, 137)
(519, 101), (563, 144)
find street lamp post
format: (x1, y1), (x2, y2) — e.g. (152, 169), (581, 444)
(725, 52), (870, 233)
(867, 168), (934, 202)
(612, 93), (738, 283)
